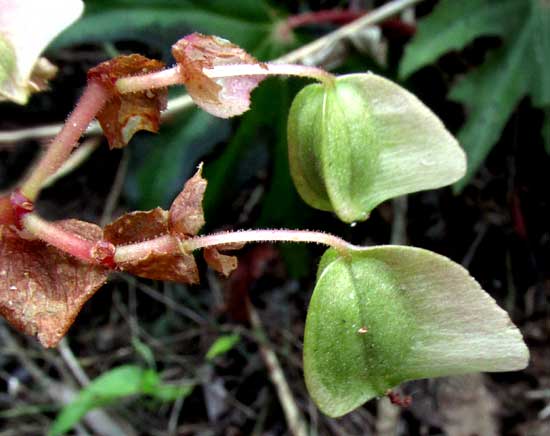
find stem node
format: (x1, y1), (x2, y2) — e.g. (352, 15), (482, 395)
(90, 241), (117, 268)
(10, 190), (34, 230)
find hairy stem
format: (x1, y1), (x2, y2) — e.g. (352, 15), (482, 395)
(115, 62), (335, 94)
(20, 81), (110, 201)
(22, 214), (97, 263)
(183, 229), (356, 255)
(114, 229), (357, 264)
(113, 235), (179, 264)
(116, 67), (181, 94)
(21, 213), (116, 267)
(19, 216), (357, 268)
(205, 63), (335, 86)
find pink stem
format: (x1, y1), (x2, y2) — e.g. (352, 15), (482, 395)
(21, 213), (116, 267)
(20, 211), (356, 268)
(20, 81), (110, 201)
(22, 214), (97, 263)
(114, 234), (180, 263)
(115, 62), (335, 95)
(182, 229), (356, 255)
(205, 63), (335, 85)
(116, 229), (357, 264)
(116, 67), (182, 94)
(114, 228), (357, 264)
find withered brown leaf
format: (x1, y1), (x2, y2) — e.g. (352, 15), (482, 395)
(0, 220), (108, 347)
(169, 167), (243, 277)
(0, 194), (15, 226)
(169, 165), (207, 237)
(88, 54), (167, 149)
(172, 33), (265, 118)
(203, 247), (239, 277)
(104, 208), (199, 284)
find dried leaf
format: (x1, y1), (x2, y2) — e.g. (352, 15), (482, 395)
(88, 54), (167, 148)
(119, 248), (198, 284)
(204, 247), (238, 277)
(104, 208), (198, 284)
(169, 165), (207, 237)
(0, 194), (15, 225)
(172, 33), (265, 118)
(168, 166), (241, 277)
(104, 208), (168, 245)
(0, 0), (83, 104)
(0, 220), (108, 347)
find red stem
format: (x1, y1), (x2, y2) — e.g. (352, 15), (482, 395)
(19, 211), (359, 270)
(21, 213), (116, 267)
(20, 81), (110, 201)
(22, 214), (97, 263)
(286, 9), (366, 30)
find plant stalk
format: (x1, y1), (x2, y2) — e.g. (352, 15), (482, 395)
(22, 214), (97, 263)
(113, 235), (179, 263)
(183, 229), (356, 255)
(115, 63), (335, 94)
(114, 229), (357, 264)
(205, 63), (335, 86)
(287, 9), (365, 29)
(20, 81), (110, 201)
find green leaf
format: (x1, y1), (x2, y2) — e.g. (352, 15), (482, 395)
(404, 0), (550, 191)
(49, 365), (149, 436)
(52, 0), (277, 54)
(206, 334), (240, 361)
(288, 73), (465, 223)
(450, 0), (550, 191)
(450, 35), (531, 192)
(527, 0), (550, 107)
(145, 383), (194, 402)
(304, 246), (529, 417)
(49, 365), (193, 436)
(399, 0), (528, 78)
